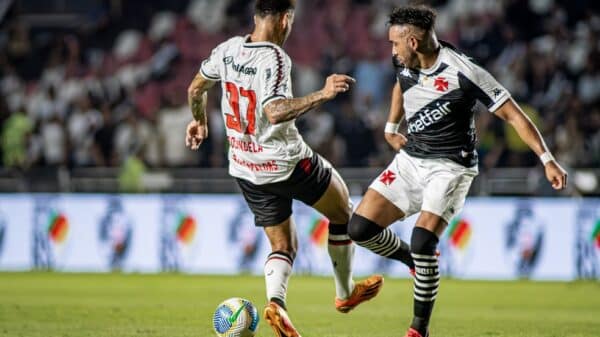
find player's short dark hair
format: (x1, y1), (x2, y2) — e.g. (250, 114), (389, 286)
(255, 0), (295, 17)
(388, 5), (437, 31)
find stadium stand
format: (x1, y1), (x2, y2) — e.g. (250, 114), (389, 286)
(0, 0), (598, 194)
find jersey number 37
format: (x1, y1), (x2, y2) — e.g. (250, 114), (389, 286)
(225, 82), (256, 135)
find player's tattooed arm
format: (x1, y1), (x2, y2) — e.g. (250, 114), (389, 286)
(186, 73), (216, 150)
(264, 74), (355, 124)
(384, 82), (408, 151)
(187, 73), (216, 124)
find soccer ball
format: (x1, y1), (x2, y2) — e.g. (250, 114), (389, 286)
(212, 297), (259, 337)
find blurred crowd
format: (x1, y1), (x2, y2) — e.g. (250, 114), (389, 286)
(1, 0), (599, 173)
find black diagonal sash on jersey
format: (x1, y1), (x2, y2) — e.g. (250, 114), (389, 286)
(404, 88), (478, 167)
(396, 64), (449, 93)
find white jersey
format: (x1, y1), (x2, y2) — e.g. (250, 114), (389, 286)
(397, 41), (511, 167)
(200, 36), (312, 185)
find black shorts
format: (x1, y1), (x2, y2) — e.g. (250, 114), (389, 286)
(236, 153), (332, 227)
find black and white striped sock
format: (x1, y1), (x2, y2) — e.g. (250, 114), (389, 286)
(410, 227), (440, 337)
(412, 253), (440, 302)
(349, 214), (414, 269)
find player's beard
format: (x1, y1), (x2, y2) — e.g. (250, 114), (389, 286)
(392, 55), (403, 68)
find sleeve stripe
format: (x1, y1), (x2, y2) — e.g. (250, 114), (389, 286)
(200, 65), (220, 81)
(261, 94), (287, 107)
(487, 92), (511, 112)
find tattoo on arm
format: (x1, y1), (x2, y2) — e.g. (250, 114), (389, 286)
(188, 73), (215, 124)
(265, 90), (327, 124)
(190, 92), (207, 122)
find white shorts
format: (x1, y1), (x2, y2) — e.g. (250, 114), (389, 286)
(369, 150), (478, 224)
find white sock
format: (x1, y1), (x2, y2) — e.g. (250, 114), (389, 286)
(328, 233), (355, 299)
(264, 252), (293, 305)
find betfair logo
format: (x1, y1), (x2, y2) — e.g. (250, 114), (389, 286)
(408, 101), (451, 133)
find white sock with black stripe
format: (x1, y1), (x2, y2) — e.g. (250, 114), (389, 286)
(264, 251), (293, 308)
(328, 224), (355, 300)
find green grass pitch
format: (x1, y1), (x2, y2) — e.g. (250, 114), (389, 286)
(0, 272), (599, 337)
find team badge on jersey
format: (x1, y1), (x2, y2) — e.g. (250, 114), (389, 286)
(434, 76), (449, 92)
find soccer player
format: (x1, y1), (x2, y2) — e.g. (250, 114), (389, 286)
(185, 1), (383, 336)
(347, 5), (568, 337)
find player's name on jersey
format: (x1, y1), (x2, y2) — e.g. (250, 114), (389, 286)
(223, 56), (257, 75)
(232, 154), (279, 172)
(228, 137), (264, 153)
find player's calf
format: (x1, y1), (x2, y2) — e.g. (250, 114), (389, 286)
(348, 214), (414, 269)
(409, 227), (440, 337)
(328, 223), (355, 300)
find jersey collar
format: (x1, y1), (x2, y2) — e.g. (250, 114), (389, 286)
(242, 35), (280, 48)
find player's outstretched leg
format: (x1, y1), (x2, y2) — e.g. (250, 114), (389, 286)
(406, 225), (440, 337)
(263, 220), (302, 337)
(312, 168), (383, 312)
(349, 189), (415, 270)
(349, 213), (414, 269)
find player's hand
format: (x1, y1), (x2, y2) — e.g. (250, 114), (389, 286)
(321, 74), (356, 100)
(544, 161), (567, 190)
(185, 120), (208, 150)
(384, 133), (408, 152)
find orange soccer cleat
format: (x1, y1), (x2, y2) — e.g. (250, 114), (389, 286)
(263, 301), (302, 337)
(335, 274), (384, 313)
(404, 327), (429, 337)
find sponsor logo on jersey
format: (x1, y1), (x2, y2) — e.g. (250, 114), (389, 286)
(407, 101), (451, 133)
(232, 154), (279, 172)
(400, 67), (411, 78)
(223, 56), (257, 75)
(492, 88), (503, 98)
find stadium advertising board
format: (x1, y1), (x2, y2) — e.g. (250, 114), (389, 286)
(0, 194), (598, 280)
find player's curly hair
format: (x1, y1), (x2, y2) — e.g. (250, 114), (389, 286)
(255, 0), (295, 17)
(388, 5), (437, 31)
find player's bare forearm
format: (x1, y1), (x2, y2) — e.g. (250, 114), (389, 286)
(187, 73), (215, 124)
(384, 83), (407, 150)
(264, 73), (355, 124)
(264, 90), (327, 124)
(190, 92), (208, 123)
(495, 98), (567, 189)
(387, 83), (405, 123)
(494, 99), (549, 156)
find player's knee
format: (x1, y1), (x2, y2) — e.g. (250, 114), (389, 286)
(348, 214), (383, 242)
(410, 227), (439, 255)
(323, 205), (350, 225)
(329, 206), (351, 225)
(269, 239), (297, 260)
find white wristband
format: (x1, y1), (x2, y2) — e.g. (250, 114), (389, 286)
(540, 152), (555, 166)
(384, 122), (400, 134)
